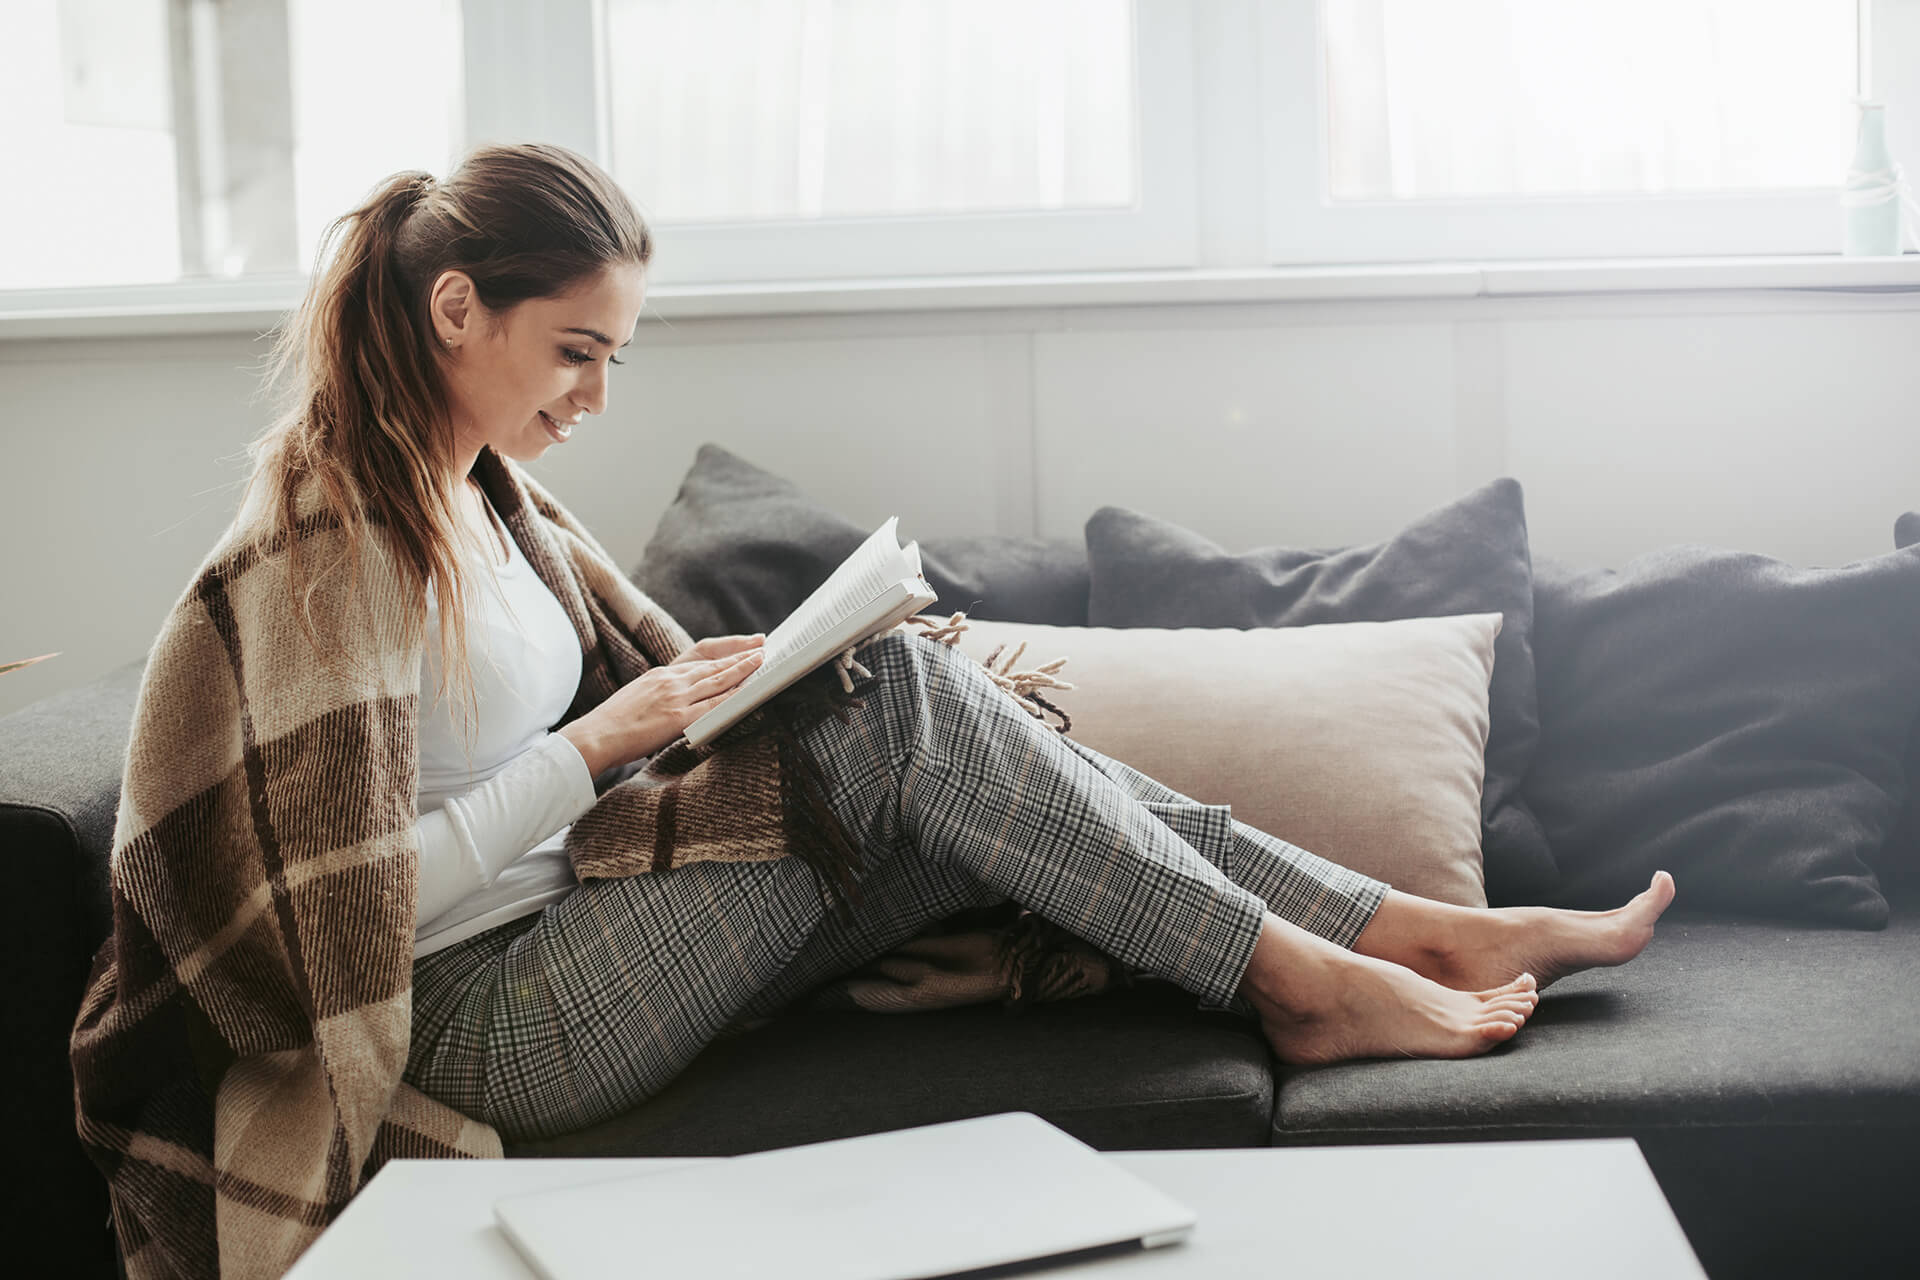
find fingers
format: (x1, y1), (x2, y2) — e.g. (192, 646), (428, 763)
(691, 648), (764, 687)
(705, 633), (766, 656)
(678, 634), (766, 664)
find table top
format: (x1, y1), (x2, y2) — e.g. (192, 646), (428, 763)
(287, 1138), (1705, 1279)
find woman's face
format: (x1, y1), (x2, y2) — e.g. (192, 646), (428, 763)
(432, 262), (646, 470)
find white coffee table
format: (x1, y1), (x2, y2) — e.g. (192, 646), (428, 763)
(287, 1138), (1704, 1278)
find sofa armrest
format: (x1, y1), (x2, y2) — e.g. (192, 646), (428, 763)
(1, 658), (144, 934)
(0, 655), (146, 1280)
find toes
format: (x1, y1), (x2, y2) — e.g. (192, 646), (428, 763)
(1486, 995), (1536, 1017)
(1479, 1016), (1522, 1042)
(1631, 870), (1675, 909)
(1483, 973), (1537, 998)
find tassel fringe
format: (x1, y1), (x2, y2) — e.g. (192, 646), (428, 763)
(996, 908), (1129, 1011)
(829, 611), (1077, 735)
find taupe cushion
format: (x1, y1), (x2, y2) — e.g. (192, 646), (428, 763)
(948, 615), (1503, 907)
(1083, 480), (1553, 906)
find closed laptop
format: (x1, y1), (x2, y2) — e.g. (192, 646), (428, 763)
(492, 1111), (1198, 1280)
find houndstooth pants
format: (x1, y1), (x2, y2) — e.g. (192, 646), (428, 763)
(403, 630), (1389, 1142)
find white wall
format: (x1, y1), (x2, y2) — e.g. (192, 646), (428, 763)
(4, 288), (1919, 719)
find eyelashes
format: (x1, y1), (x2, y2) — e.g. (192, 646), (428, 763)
(564, 349), (625, 366)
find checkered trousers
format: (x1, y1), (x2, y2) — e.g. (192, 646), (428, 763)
(402, 630), (1388, 1142)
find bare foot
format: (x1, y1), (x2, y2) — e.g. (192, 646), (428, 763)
(1241, 914), (1539, 1066)
(1432, 871), (1677, 992)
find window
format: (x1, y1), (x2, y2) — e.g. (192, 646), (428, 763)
(1, 0), (1912, 307)
(593, 0), (1195, 282)
(1324, 1), (1857, 201)
(1268, 0), (1878, 262)
(1, 0), (181, 288)
(0, 0), (463, 292)
(606, 0), (1135, 223)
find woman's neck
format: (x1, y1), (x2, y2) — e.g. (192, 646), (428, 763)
(460, 474), (509, 566)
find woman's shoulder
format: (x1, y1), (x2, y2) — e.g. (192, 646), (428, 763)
(156, 480), (414, 669)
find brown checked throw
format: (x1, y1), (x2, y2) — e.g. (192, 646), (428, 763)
(70, 444), (1106, 1278)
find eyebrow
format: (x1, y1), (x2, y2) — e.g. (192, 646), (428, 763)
(562, 327), (635, 349)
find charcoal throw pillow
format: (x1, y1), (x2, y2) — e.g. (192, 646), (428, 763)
(633, 443), (1091, 640)
(1524, 544), (1920, 928)
(1083, 479), (1553, 906)
(1885, 513), (1920, 905)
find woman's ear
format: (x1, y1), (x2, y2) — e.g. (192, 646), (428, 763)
(429, 269), (478, 348)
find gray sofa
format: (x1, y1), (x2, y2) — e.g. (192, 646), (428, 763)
(9, 655), (1918, 1280)
(13, 474), (1920, 1280)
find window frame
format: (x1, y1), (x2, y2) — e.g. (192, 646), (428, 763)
(1260, 0), (1920, 265)
(549, 0), (1199, 284)
(2, 0), (1915, 326)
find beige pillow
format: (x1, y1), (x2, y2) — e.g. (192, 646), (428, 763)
(949, 614), (1502, 908)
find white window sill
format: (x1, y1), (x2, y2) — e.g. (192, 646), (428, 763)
(2, 254), (1917, 340)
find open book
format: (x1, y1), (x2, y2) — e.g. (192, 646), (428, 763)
(683, 516), (939, 749)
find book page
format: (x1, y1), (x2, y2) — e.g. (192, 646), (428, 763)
(724, 517), (916, 701)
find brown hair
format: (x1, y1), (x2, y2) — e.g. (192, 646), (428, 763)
(235, 143), (652, 762)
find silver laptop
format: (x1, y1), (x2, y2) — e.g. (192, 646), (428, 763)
(492, 1111), (1197, 1279)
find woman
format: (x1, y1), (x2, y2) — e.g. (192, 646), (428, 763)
(75, 143), (1673, 1279)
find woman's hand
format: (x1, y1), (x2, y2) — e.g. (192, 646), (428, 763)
(558, 641), (766, 775)
(671, 633), (766, 665)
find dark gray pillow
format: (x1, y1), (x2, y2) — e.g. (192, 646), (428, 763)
(1886, 514), (1920, 906)
(1083, 479), (1554, 906)
(1525, 543), (1920, 928)
(633, 443), (1091, 642)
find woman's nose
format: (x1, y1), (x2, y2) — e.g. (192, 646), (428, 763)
(577, 366), (608, 416)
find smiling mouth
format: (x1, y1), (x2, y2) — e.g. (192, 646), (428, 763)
(539, 411), (574, 440)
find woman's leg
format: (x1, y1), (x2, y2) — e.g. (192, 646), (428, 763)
(403, 850), (1005, 1142)
(1048, 733), (1389, 952)
(1051, 729), (1674, 993)
(405, 629), (1274, 1141)
(404, 632), (1537, 1141)
(1350, 875), (1676, 991)
(780, 633), (1539, 1065)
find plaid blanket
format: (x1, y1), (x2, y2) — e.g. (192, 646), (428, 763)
(70, 444), (1099, 1277)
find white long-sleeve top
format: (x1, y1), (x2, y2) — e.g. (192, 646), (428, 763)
(411, 511), (600, 958)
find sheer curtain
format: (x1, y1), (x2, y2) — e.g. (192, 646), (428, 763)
(1324, 0), (1858, 202)
(603, 0), (1135, 224)
(0, 0), (461, 290)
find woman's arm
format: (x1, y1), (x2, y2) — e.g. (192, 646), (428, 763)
(414, 733), (599, 925)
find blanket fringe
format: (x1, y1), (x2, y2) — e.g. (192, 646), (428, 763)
(995, 907), (1129, 1011)
(830, 612), (1077, 735)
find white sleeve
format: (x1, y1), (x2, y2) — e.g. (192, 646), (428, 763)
(413, 732), (601, 927)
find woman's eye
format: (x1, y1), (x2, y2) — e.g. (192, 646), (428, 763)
(564, 349), (625, 367)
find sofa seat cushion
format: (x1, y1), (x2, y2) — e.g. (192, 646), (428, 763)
(1269, 907), (1920, 1279)
(1272, 909), (1920, 1138)
(509, 981), (1272, 1157)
